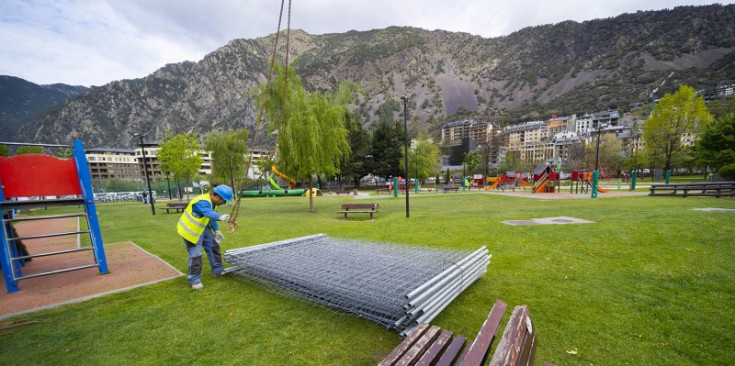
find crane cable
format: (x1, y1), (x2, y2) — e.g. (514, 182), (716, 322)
(228, 0), (291, 233)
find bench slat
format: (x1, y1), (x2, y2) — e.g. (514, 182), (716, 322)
(435, 335), (467, 366)
(378, 323), (430, 366)
(415, 329), (454, 366)
(458, 299), (508, 366)
(488, 305), (532, 366)
(518, 331), (537, 366)
(395, 326), (441, 366)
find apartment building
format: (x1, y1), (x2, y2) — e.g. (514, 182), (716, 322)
(134, 142), (164, 177)
(441, 120), (498, 145)
(85, 148), (139, 180)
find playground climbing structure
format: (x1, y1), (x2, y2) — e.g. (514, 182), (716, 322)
(0, 140), (109, 293)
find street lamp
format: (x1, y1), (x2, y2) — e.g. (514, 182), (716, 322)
(134, 133), (156, 215)
(166, 174), (172, 200)
(401, 95), (410, 219)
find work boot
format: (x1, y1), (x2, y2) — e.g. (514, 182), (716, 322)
(191, 282), (204, 290)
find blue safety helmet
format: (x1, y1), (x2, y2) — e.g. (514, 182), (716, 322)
(213, 185), (234, 202)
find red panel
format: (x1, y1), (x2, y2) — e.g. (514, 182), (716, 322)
(0, 154), (81, 198)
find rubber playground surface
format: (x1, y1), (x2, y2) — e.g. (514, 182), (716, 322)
(0, 218), (183, 319)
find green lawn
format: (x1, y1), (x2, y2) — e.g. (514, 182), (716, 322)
(1, 192), (734, 365)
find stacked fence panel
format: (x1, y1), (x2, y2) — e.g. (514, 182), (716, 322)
(224, 234), (490, 335)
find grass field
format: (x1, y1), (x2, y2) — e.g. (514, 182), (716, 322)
(1, 191), (734, 365)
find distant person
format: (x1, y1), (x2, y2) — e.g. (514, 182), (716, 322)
(142, 191), (148, 204)
(176, 184), (233, 290)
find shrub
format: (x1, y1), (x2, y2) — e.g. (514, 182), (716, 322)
(718, 163), (735, 179)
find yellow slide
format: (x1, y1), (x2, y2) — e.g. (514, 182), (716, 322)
(486, 179), (501, 190)
(272, 165), (297, 188)
(533, 178), (548, 193)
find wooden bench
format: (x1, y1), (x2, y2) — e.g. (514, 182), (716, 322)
(649, 181), (735, 198)
(379, 300), (556, 366)
(160, 202), (188, 214)
(338, 203), (379, 220)
(442, 186), (459, 193)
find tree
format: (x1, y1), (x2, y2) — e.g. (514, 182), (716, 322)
(585, 134), (623, 174)
(204, 129), (250, 189)
(0, 145), (9, 157)
(157, 133), (204, 200)
(644, 85), (713, 172)
(400, 134), (441, 184)
(694, 113), (735, 172)
(51, 148), (73, 158)
(705, 96), (735, 119)
(463, 151), (480, 175)
(339, 116), (371, 188)
(256, 62), (352, 212)
(500, 151), (522, 173)
(565, 142), (587, 171)
(369, 120), (402, 180)
(15, 146), (43, 155)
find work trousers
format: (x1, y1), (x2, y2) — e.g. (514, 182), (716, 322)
(184, 227), (224, 284)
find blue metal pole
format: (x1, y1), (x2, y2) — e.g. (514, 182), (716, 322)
(0, 177), (20, 292)
(73, 140), (109, 274)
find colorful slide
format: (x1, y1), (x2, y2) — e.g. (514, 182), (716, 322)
(269, 175), (283, 190)
(587, 178), (608, 193)
(486, 179), (500, 190)
(272, 165), (296, 188)
(533, 178), (548, 193)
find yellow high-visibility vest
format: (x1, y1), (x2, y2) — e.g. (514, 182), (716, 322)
(177, 193), (216, 243)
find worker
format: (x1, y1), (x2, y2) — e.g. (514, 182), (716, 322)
(176, 184), (233, 290)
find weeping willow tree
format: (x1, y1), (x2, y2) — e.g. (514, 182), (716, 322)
(204, 129), (250, 190)
(256, 62), (352, 212)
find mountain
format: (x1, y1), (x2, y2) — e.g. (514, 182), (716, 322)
(14, 4), (735, 147)
(0, 76), (87, 141)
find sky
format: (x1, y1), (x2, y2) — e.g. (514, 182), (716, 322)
(1, 0), (732, 87)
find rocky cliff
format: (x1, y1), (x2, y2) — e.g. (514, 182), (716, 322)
(15, 4), (735, 147)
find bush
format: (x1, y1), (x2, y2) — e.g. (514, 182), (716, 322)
(718, 163), (735, 179)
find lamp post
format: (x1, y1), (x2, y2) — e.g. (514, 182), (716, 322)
(134, 133), (156, 215)
(591, 123), (603, 199)
(166, 174), (172, 200)
(401, 95), (410, 219)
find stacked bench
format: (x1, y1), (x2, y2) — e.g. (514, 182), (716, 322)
(379, 299), (555, 366)
(338, 203), (379, 220)
(649, 181), (735, 198)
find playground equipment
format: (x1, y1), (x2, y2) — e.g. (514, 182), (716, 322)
(569, 170), (590, 194)
(532, 162), (560, 193)
(485, 173), (519, 191)
(568, 170), (608, 194)
(0, 140), (109, 293)
(272, 165), (296, 189)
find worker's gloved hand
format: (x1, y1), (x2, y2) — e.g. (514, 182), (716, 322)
(214, 230), (224, 244)
(218, 214), (231, 222)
